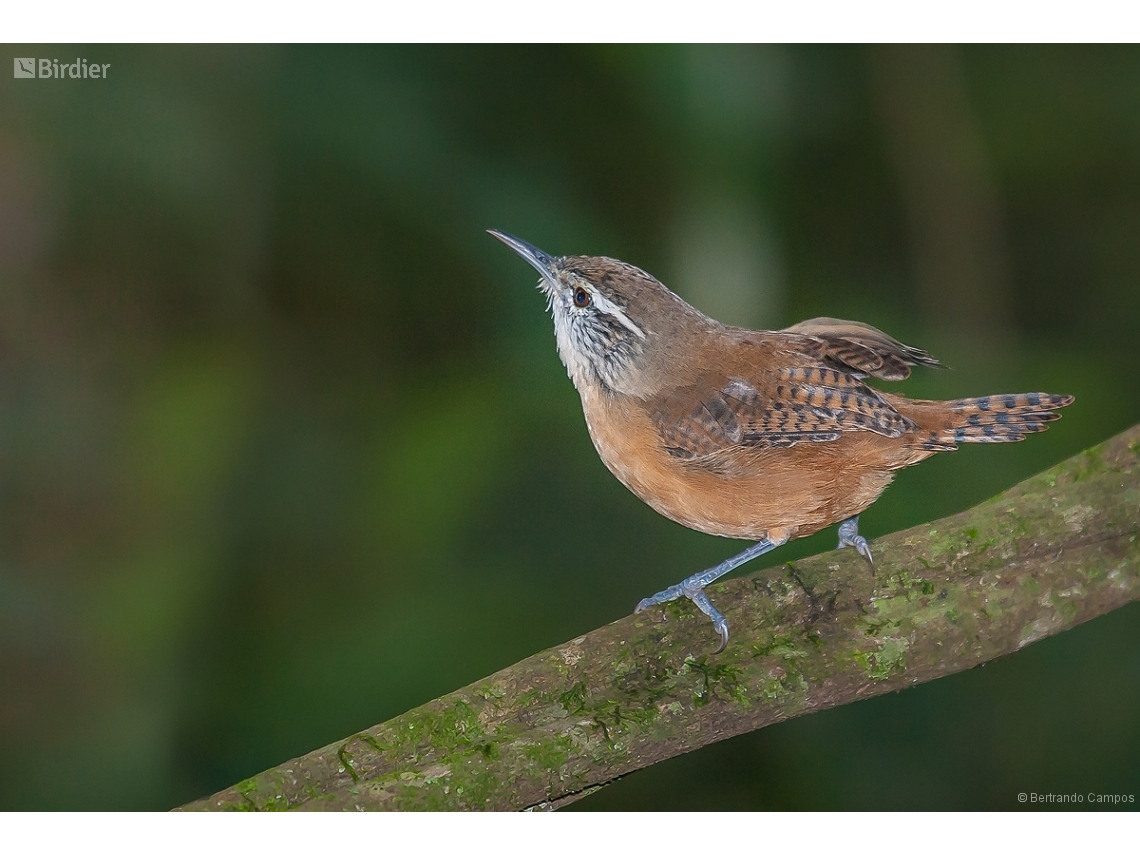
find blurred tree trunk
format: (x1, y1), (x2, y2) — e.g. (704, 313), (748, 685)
(182, 424), (1140, 811)
(867, 45), (1014, 348)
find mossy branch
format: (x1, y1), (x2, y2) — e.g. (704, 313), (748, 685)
(181, 424), (1140, 812)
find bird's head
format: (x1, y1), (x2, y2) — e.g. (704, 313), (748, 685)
(489, 230), (711, 397)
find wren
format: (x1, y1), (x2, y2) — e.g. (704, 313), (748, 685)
(490, 230), (1073, 652)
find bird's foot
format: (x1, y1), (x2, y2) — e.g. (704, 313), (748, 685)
(837, 515), (874, 567)
(633, 535), (788, 654)
(636, 580), (730, 652)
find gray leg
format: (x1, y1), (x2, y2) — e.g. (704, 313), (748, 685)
(634, 534), (788, 653)
(837, 515), (874, 566)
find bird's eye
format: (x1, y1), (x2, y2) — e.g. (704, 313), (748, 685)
(573, 287), (591, 308)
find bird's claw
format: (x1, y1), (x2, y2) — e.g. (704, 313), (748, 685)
(837, 515), (874, 567)
(711, 617), (729, 654)
(632, 535), (786, 654)
(633, 588), (732, 653)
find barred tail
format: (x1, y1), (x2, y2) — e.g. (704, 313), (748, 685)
(916, 392), (1074, 451)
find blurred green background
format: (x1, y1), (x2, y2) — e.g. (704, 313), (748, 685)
(1, 45), (1138, 811)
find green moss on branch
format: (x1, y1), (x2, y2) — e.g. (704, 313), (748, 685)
(181, 424), (1140, 812)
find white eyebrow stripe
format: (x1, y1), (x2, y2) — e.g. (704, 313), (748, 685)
(590, 289), (646, 338)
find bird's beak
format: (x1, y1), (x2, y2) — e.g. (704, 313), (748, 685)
(487, 230), (560, 288)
